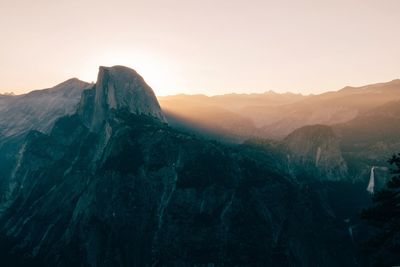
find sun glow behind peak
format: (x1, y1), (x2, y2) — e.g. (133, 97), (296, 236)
(79, 51), (179, 96)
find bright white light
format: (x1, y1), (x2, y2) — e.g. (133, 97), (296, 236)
(79, 50), (178, 96)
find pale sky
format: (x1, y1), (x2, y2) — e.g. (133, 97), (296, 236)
(1, 0), (399, 96)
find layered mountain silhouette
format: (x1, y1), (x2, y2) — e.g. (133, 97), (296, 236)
(160, 79), (400, 140)
(0, 65), (398, 266)
(0, 66), (368, 266)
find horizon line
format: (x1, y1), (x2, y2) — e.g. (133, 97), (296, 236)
(1, 73), (399, 98)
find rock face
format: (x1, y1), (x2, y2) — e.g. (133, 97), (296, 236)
(0, 78), (92, 207)
(282, 125), (348, 181)
(0, 67), (358, 266)
(79, 66), (166, 131)
(0, 78), (91, 138)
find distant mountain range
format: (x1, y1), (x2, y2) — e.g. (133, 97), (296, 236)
(0, 67), (397, 266)
(159, 79), (400, 140)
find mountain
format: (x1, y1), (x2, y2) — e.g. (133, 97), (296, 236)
(282, 125), (348, 182)
(159, 92), (305, 141)
(337, 99), (400, 153)
(262, 79), (400, 138)
(79, 66), (166, 132)
(0, 66), (358, 266)
(163, 106), (259, 143)
(159, 92), (306, 115)
(332, 100), (400, 184)
(0, 78), (92, 139)
(159, 79), (400, 140)
(0, 78), (93, 203)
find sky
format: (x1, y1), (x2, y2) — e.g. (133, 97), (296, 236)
(0, 0), (400, 96)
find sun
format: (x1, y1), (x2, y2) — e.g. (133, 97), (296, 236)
(79, 51), (177, 96)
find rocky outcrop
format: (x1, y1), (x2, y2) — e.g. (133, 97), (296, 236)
(78, 66), (166, 131)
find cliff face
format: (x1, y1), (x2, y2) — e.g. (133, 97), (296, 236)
(0, 67), (357, 266)
(0, 78), (93, 208)
(282, 125), (348, 181)
(79, 66), (166, 132)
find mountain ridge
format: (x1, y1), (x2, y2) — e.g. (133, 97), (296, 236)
(158, 78), (400, 139)
(0, 78), (92, 138)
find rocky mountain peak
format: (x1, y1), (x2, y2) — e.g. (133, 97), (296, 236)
(80, 65), (166, 131)
(52, 77), (90, 90)
(0, 78), (92, 138)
